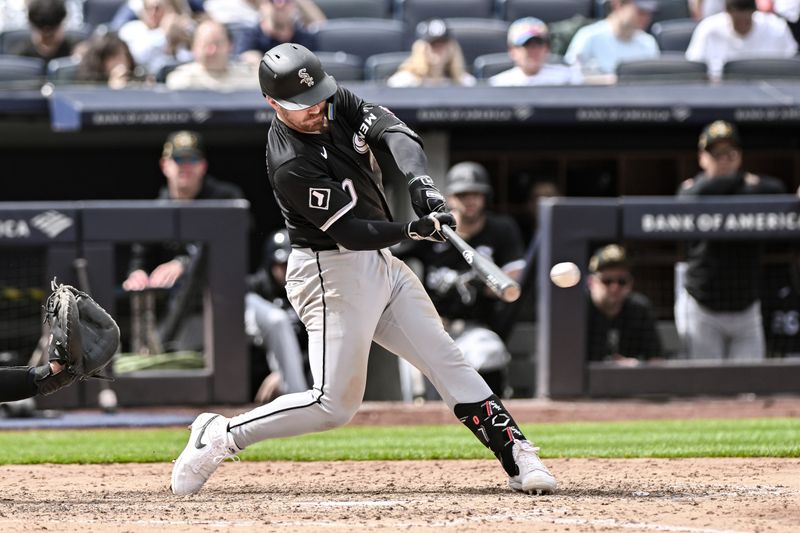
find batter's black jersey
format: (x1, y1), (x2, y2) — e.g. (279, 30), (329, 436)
(266, 87), (398, 250)
(412, 214), (525, 328)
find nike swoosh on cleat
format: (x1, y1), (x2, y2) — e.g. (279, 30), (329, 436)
(321, 146), (327, 159)
(194, 415), (220, 449)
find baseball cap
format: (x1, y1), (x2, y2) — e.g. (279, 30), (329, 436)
(416, 19), (450, 43)
(162, 130), (205, 159)
(588, 244), (629, 274)
(698, 120), (741, 152)
(507, 17), (549, 47)
(445, 161), (492, 195)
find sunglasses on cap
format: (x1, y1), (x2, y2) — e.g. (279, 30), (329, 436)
(598, 275), (631, 287)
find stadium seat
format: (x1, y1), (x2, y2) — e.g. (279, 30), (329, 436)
(316, 51), (364, 81)
(47, 55), (81, 84)
(473, 52), (514, 79)
(650, 18), (697, 53)
(722, 58), (800, 80)
(651, 0), (691, 24)
(156, 60), (190, 84)
(497, 0), (594, 23)
(83, 0), (127, 30)
(0, 55), (45, 83)
(364, 51), (410, 81)
(473, 50), (565, 78)
(311, 18), (407, 66)
(314, 0), (392, 19)
(395, 0), (494, 41)
(0, 26), (92, 55)
(615, 57), (707, 82)
(444, 17), (510, 67)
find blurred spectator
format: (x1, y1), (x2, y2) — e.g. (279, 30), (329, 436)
(586, 244), (663, 365)
(122, 131), (244, 351)
(108, 0), (203, 31)
(75, 32), (147, 89)
(8, 0), (81, 61)
(206, 0), (323, 28)
(549, 13), (598, 56)
(685, 0), (797, 80)
(118, 0), (194, 76)
(387, 19), (476, 88)
(490, 17), (582, 87)
(245, 228), (309, 403)
(233, 0), (323, 66)
(689, 0), (726, 19)
(564, 0), (660, 80)
(772, 0), (800, 44)
(675, 120), (786, 360)
(166, 18), (260, 90)
(0, 0), (83, 32)
(409, 162), (524, 396)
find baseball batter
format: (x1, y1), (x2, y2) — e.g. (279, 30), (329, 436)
(171, 43), (556, 496)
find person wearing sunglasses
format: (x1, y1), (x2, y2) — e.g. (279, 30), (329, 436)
(586, 244), (663, 365)
(675, 120), (785, 360)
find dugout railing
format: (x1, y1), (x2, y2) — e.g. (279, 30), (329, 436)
(537, 195), (800, 398)
(0, 200), (249, 408)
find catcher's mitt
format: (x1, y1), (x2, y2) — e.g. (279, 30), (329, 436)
(36, 279), (120, 396)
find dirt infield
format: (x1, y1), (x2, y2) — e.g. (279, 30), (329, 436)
(1, 396), (799, 532)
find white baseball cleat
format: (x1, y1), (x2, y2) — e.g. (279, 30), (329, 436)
(171, 412), (240, 495)
(508, 440), (557, 495)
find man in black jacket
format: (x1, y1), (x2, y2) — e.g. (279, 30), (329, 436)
(122, 130), (244, 351)
(675, 120), (786, 360)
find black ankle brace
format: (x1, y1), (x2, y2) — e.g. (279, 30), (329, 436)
(454, 394), (526, 476)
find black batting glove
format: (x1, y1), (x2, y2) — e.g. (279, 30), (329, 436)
(405, 212), (456, 242)
(408, 175), (446, 218)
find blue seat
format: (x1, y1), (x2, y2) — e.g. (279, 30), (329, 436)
(651, 0), (691, 24)
(473, 52), (514, 79)
(0, 26), (91, 55)
(314, 0), (392, 19)
(445, 18), (509, 67)
(364, 51), (411, 81)
(650, 18), (697, 53)
(311, 18), (407, 66)
(615, 57), (707, 82)
(47, 55), (82, 84)
(395, 0), (494, 42)
(0, 55), (45, 83)
(722, 58), (800, 80)
(497, 0), (594, 23)
(316, 51), (364, 81)
(83, 0), (128, 30)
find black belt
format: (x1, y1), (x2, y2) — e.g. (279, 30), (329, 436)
(306, 244), (339, 252)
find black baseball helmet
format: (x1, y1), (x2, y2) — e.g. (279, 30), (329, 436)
(259, 43), (337, 110)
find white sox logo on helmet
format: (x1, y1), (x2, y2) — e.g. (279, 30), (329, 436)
(462, 250), (474, 265)
(298, 68), (314, 87)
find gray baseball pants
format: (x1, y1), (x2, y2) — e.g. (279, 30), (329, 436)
(229, 247), (492, 449)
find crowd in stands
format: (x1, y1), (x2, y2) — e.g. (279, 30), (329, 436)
(1, 0), (799, 88)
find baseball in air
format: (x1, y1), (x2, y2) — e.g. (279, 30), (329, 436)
(549, 262), (581, 288)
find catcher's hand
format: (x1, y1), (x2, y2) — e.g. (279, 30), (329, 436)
(37, 279), (120, 396)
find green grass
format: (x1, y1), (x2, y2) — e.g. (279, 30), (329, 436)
(0, 418), (797, 464)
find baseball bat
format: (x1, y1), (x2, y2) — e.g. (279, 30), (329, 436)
(441, 225), (521, 303)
